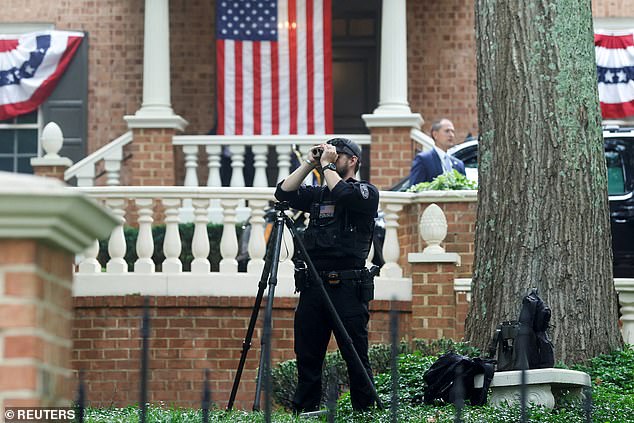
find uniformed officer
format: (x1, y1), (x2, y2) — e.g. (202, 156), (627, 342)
(274, 138), (379, 413)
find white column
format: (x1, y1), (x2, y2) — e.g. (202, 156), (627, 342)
(78, 239), (101, 273)
(362, 0), (422, 128)
(381, 202), (403, 278)
(191, 198), (211, 273)
(276, 145), (292, 183)
(247, 199), (268, 275)
(134, 198), (155, 273)
(229, 145), (246, 188)
(206, 145), (223, 224)
(252, 145), (269, 187)
(615, 279), (634, 345)
(106, 198), (128, 273)
(219, 199), (239, 273)
(162, 198), (183, 273)
(376, 0), (409, 114)
(124, 0), (187, 130)
(104, 147), (122, 186)
(179, 145), (198, 223)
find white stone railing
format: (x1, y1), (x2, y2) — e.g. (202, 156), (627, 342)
(64, 131), (133, 186)
(73, 186), (440, 300)
(172, 134), (371, 188)
(454, 277), (634, 345)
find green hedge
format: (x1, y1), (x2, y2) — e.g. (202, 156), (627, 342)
(270, 339), (480, 410)
(97, 223), (245, 272)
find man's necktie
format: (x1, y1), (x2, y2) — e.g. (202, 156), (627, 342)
(443, 155), (453, 173)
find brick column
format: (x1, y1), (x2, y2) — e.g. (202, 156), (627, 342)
(408, 201), (464, 341)
(366, 126), (415, 190)
(409, 256), (462, 341)
(124, 128), (177, 186)
(0, 173), (116, 411)
(362, 115), (423, 190)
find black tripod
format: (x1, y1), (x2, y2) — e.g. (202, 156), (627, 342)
(226, 201), (383, 412)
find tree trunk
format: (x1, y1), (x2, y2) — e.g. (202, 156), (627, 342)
(465, 0), (623, 363)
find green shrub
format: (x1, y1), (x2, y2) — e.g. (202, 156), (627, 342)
(97, 223), (245, 272)
(571, 346), (634, 393)
(270, 339), (477, 410)
(407, 169), (477, 192)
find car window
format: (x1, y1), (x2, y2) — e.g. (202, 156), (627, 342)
(605, 150), (626, 195)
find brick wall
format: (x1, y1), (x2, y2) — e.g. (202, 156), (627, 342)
(72, 296), (411, 409)
(0, 240), (74, 408)
(406, 0), (479, 142)
(368, 127), (419, 190)
(2, 0), (629, 184)
(410, 262), (469, 341)
(398, 200), (477, 279)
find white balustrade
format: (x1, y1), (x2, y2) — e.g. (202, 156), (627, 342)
(191, 198), (211, 273)
(229, 145), (246, 188)
(106, 198), (128, 273)
(174, 135), (371, 188)
(183, 145), (199, 187)
(206, 145), (224, 223)
(276, 145), (292, 183)
(104, 148), (123, 186)
(162, 198), (183, 273)
(65, 131), (133, 187)
(381, 201), (404, 278)
(134, 198), (155, 273)
(615, 279), (634, 344)
(219, 199), (239, 273)
(252, 145), (269, 187)
(78, 239), (101, 273)
(247, 199), (268, 275)
(206, 145), (223, 187)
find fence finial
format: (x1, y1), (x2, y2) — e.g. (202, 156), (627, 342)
(419, 203), (447, 254)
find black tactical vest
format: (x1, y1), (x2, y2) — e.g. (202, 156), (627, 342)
(302, 197), (374, 261)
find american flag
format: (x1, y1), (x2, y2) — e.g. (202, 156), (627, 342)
(595, 31), (634, 119)
(216, 0), (333, 135)
(0, 31), (84, 120)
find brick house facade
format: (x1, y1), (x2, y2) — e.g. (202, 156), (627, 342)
(2, 0), (631, 410)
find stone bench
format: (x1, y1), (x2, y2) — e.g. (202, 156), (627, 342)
(474, 368), (591, 408)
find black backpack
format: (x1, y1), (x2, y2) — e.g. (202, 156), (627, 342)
(488, 289), (555, 371)
(423, 352), (495, 406)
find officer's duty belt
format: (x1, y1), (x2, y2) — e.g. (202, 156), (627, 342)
(318, 269), (365, 286)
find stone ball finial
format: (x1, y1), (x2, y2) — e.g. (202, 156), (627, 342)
(419, 203), (447, 254)
(41, 122), (64, 158)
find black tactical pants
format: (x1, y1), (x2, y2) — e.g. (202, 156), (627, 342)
(292, 276), (374, 412)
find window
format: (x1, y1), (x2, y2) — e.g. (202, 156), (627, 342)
(605, 150), (626, 195)
(0, 24), (88, 174)
(0, 111), (40, 173)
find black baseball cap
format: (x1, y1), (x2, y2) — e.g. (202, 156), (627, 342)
(326, 138), (362, 159)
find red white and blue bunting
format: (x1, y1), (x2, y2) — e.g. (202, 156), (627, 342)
(595, 30), (634, 119)
(0, 30), (84, 120)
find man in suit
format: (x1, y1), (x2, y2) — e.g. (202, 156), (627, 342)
(409, 118), (466, 185)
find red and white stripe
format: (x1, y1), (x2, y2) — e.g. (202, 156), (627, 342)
(0, 31), (84, 120)
(216, 0), (332, 135)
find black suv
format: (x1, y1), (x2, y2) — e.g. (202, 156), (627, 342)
(445, 128), (634, 277)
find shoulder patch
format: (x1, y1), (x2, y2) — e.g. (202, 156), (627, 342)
(360, 183), (369, 199)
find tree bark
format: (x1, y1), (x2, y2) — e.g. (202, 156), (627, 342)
(465, 0), (623, 363)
